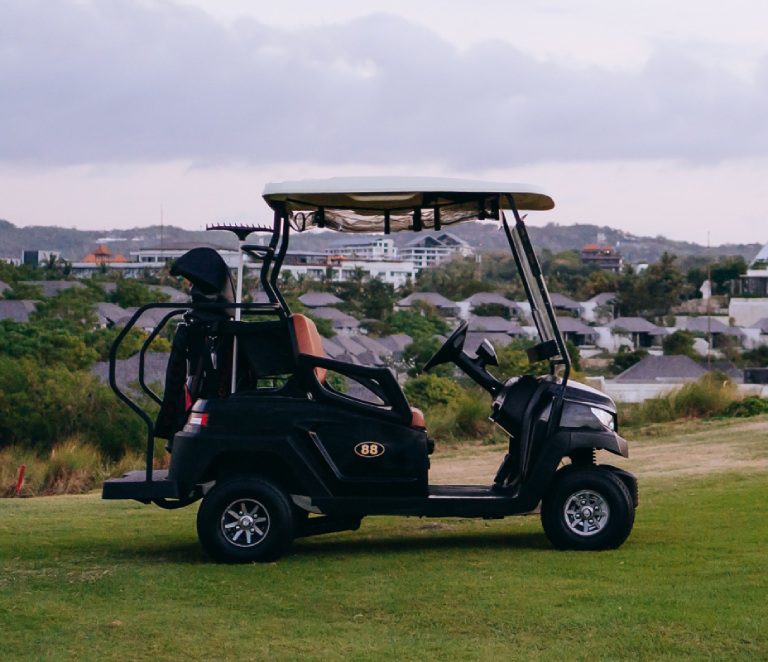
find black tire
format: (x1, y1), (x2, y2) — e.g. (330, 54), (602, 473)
(541, 467), (635, 551)
(196, 476), (295, 563)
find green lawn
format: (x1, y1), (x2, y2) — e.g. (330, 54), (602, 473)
(1, 471), (766, 660)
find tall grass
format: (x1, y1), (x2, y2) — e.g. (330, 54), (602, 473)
(1, 438), (169, 497)
(619, 373), (738, 429)
(424, 389), (504, 444)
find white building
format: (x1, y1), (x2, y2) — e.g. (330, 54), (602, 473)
(326, 237), (398, 260)
(120, 246), (416, 288)
(399, 232), (473, 269)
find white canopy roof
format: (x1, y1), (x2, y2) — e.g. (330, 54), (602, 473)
(262, 176), (554, 233)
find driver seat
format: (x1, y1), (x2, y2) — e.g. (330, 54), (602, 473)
(291, 313), (426, 429)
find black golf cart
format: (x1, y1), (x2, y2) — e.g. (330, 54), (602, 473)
(103, 177), (637, 562)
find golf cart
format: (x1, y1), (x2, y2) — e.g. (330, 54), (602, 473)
(103, 177), (637, 562)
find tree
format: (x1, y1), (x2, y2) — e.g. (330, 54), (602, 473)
(471, 303), (510, 319)
(110, 279), (169, 307)
(618, 253), (690, 317)
(403, 335), (451, 377)
(404, 374), (463, 410)
(388, 306), (449, 338)
(31, 286), (100, 329)
(415, 257), (486, 299)
(610, 347), (648, 375)
(0, 320), (97, 370)
(663, 330), (698, 359)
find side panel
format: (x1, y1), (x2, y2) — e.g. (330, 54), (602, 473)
(169, 395), (429, 497)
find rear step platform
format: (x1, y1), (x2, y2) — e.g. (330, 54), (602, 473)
(102, 470), (180, 500)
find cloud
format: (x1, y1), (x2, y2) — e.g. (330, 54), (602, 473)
(1, 0), (767, 169)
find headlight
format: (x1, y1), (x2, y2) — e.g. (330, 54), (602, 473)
(561, 403), (617, 431)
(590, 407), (615, 431)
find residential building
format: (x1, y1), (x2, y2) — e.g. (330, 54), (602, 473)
(556, 316), (598, 347)
(397, 292), (460, 317)
(326, 238), (397, 260)
(580, 243), (622, 272)
(399, 232), (473, 269)
(462, 292), (525, 320)
(307, 307), (360, 335)
(580, 292), (617, 324)
(613, 354), (708, 383)
(607, 317), (667, 350)
(549, 293), (582, 317)
(733, 240), (768, 297)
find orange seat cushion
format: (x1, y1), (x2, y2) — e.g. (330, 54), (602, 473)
(410, 407), (426, 428)
(292, 313), (327, 383)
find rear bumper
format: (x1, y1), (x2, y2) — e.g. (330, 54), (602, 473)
(102, 470), (180, 501)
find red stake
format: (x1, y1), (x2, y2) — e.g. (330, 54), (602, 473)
(15, 464), (25, 496)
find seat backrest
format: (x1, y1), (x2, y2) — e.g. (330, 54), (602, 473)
(291, 313), (327, 384)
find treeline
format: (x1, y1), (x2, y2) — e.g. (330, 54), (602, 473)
(0, 265), (176, 457)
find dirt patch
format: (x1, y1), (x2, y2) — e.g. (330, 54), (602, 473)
(429, 418), (768, 484)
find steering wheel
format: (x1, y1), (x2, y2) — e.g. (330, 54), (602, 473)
(423, 320), (469, 372)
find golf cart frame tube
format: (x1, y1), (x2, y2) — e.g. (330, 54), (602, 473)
(109, 301), (283, 483)
(501, 197), (570, 380)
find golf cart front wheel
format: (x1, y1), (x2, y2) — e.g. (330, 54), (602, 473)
(197, 476), (295, 563)
(541, 467), (634, 551)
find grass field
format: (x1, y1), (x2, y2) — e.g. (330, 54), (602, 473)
(1, 420), (767, 660)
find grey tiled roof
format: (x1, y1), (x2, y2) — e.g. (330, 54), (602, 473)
(588, 292), (617, 306)
(94, 302), (129, 326)
(677, 317), (743, 336)
(152, 285), (190, 303)
(354, 335), (392, 357)
(377, 334), (412, 353)
(614, 355), (707, 382)
(331, 335), (367, 355)
(0, 299), (38, 322)
(309, 307), (360, 328)
(469, 316), (521, 333)
(556, 317), (597, 335)
(299, 291), (343, 307)
(549, 293), (581, 309)
(321, 337), (345, 359)
(20, 280), (85, 298)
(91, 352), (170, 392)
(464, 332), (514, 354)
(751, 318), (768, 333)
(609, 317), (665, 334)
(464, 292), (516, 307)
(397, 292), (458, 309)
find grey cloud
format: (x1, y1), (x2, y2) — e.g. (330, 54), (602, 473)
(1, 0), (767, 168)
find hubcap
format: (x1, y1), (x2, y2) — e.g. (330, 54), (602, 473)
(220, 498), (270, 548)
(563, 489), (610, 537)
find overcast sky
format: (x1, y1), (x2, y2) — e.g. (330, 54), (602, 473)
(1, 0), (767, 245)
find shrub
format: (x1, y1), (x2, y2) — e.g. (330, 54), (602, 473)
(719, 396), (768, 418)
(672, 373), (735, 418)
(404, 374), (463, 410)
(421, 388), (495, 443)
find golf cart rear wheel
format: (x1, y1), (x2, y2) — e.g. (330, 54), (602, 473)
(197, 476), (294, 563)
(541, 467), (634, 551)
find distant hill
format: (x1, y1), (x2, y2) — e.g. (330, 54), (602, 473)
(0, 218), (761, 264)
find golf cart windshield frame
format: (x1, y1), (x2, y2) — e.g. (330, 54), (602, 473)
(500, 199), (571, 377)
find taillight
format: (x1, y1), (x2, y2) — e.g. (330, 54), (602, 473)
(187, 413), (209, 427)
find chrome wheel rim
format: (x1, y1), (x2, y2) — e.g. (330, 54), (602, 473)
(220, 498), (270, 548)
(563, 489), (610, 537)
